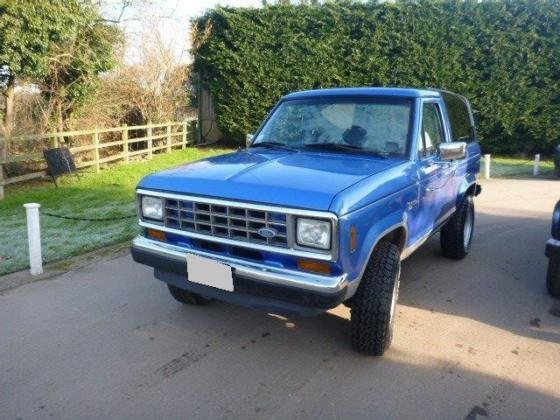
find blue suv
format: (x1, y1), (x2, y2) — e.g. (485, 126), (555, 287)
(132, 87), (481, 356)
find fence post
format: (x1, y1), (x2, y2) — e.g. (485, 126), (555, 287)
(147, 122), (153, 160)
(182, 121), (187, 149)
(24, 203), (43, 276)
(0, 162), (4, 200)
(484, 154), (491, 179)
(166, 123), (172, 152)
(94, 126), (100, 173)
(533, 154), (540, 176)
(0, 133), (7, 162)
(0, 133), (8, 200)
(0, 151), (5, 201)
(122, 124), (129, 164)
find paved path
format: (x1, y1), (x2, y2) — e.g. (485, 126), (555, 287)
(1, 178), (559, 419)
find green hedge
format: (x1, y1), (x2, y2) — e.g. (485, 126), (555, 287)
(192, 1), (560, 154)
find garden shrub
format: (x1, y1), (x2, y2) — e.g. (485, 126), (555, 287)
(192, 1), (560, 154)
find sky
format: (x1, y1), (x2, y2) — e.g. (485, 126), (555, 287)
(104, 0), (263, 64)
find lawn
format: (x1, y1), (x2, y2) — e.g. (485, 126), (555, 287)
(0, 147), (232, 276)
(491, 156), (556, 178)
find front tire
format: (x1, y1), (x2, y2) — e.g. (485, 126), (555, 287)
(167, 284), (213, 305)
(547, 257), (560, 297)
(440, 195), (475, 260)
(351, 242), (401, 356)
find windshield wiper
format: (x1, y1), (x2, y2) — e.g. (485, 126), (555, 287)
(251, 141), (299, 152)
(303, 143), (389, 158)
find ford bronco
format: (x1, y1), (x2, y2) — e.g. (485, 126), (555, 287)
(131, 87), (481, 356)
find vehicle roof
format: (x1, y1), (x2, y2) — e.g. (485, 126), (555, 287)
(282, 87), (441, 100)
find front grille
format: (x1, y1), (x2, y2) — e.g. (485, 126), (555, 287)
(163, 198), (289, 248)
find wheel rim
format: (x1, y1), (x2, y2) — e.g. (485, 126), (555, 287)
(463, 205), (474, 250)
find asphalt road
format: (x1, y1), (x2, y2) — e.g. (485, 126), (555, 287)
(1, 178), (559, 420)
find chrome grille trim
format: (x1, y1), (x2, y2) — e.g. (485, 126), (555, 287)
(136, 189), (339, 261)
(163, 198), (289, 248)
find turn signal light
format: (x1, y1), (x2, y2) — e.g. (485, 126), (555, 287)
(350, 226), (358, 252)
(147, 229), (166, 241)
(297, 259), (332, 275)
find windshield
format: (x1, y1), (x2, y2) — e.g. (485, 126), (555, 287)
(252, 97), (413, 156)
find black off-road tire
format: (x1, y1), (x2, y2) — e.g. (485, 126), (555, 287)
(547, 257), (560, 298)
(167, 284), (213, 305)
(351, 242), (401, 356)
(440, 195), (475, 260)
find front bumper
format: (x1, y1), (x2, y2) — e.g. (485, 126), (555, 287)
(546, 238), (560, 259)
(131, 236), (348, 315)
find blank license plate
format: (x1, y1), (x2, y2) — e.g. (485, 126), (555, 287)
(186, 254), (233, 292)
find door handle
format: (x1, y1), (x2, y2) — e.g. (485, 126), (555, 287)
(421, 162), (440, 175)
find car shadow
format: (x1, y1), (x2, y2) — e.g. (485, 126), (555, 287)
(397, 209), (560, 345)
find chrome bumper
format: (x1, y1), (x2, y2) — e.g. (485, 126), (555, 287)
(131, 236), (347, 294)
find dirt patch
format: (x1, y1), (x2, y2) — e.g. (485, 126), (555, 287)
(529, 317), (541, 328)
(464, 405), (488, 420)
(155, 351), (206, 378)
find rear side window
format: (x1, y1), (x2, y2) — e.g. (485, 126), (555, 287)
(441, 92), (475, 143)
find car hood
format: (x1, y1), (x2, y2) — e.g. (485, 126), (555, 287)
(138, 150), (401, 211)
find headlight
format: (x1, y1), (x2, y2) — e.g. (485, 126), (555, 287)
(141, 196), (163, 220)
(296, 218), (331, 250)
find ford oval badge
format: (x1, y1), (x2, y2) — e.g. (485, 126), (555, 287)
(258, 227), (277, 238)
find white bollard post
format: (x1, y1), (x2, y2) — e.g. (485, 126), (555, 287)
(484, 154), (491, 179)
(533, 154), (540, 176)
(24, 203), (43, 276)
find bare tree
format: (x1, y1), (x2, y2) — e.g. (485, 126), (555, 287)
(4, 0), (189, 139)
(63, 14), (190, 132)
(110, 19), (189, 124)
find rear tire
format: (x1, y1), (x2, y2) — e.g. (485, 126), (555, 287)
(167, 284), (213, 305)
(547, 257), (560, 298)
(440, 195), (474, 260)
(351, 242), (401, 356)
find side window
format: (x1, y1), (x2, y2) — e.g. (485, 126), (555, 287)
(420, 103), (445, 157)
(441, 92), (475, 142)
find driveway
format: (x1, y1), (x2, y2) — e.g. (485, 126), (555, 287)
(1, 178), (559, 419)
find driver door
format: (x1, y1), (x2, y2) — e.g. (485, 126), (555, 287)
(415, 100), (455, 239)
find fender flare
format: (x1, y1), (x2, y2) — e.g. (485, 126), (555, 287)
(345, 212), (408, 298)
(457, 175), (479, 206)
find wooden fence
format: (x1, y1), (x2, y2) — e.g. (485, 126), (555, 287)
(0, 120), (195, 199)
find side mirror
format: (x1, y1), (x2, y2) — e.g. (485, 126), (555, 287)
(246, 133), (254, 148)
(439, 142), (467, 161)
